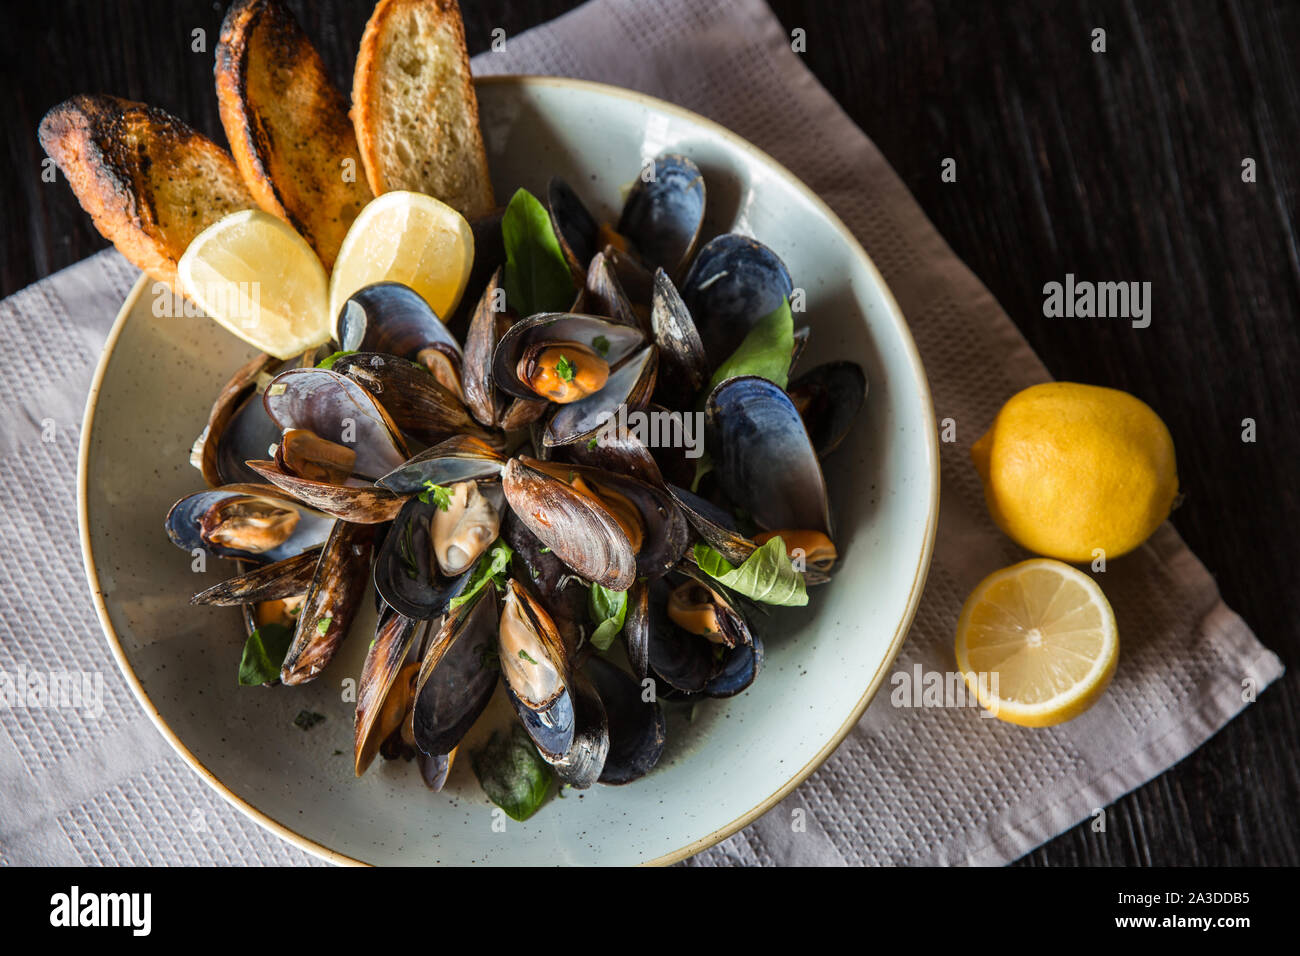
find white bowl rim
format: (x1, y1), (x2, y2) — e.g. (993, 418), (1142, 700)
(77, 73), (940, 867)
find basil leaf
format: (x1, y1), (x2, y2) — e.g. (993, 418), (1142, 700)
(587, 582), (628, 651)
(238, 622), (294, 686)
(472, 723), (554, 821)
(502, 188), (575, 316)
(448, 541), (514, 611)
(693, 537), (808, 607)
(708, 297), (794, 390)
(316, 350), (356, 370)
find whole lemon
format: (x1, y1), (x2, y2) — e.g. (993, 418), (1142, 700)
(970, 382), (1178, 562)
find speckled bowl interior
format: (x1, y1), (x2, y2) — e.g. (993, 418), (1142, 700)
(79, 76), (938, 865)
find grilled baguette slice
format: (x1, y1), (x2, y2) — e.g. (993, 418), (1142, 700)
(216, 0), (370, 269)
(351, 0), (495, 218)
(38, 94), (257, 291)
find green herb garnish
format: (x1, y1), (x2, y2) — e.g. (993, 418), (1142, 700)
(518, 649), (539, 665)
(448, 541), (514, 611)
(592, 334), (610, 356)
(237, 622), (294, 686)
(555, 354), (576, 382)
(419, 481), (452, 510)
(587, 582), (628, 651)
(694, 536), (808, 607)
(316, 615), (332, 635)
(316, 350), (357, 371)
(708, 296), (795, 391)
(472, 723), (554, 822)
(502, 188), (576, 316)
(586, 436), (599, 451)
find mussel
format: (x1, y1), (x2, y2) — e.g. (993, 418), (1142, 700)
(408, 584), (500, 760)
(498, 579), (609, 787)
(681, 234), (793, 367)
(165, 484), (332, 563)
(617, 154), (706, 278)
(336, 282), (466, 398)
(705, 376), (835, 571)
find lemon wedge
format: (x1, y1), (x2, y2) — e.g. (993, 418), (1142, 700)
(328, 190), (474, 331)
(954, 559), (1118, 727)
(178, 209), (330, 360)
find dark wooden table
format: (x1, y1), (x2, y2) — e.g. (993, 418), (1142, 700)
(3, 0), (1296, 866)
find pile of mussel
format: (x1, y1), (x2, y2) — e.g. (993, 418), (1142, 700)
(165, 154), (867, 807)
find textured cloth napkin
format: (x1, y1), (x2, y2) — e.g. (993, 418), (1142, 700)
(0, 0), (1283, 867)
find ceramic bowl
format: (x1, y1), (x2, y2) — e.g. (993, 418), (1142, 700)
(79, 75), (938, 865)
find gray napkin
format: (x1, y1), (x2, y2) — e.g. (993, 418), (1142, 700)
(0, 0), (1281, 866)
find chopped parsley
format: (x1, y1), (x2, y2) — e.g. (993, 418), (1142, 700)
(419, 481), (453, 510)
(592, 335), (610, 357)
(555, 354), (576, 382)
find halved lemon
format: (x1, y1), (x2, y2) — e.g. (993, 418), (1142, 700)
(178, 209), (330, 360)
(954, 559), (1118, 727)
(327, 191), (474, 332)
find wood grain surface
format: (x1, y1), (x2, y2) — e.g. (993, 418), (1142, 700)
(1, 0), (1295, 866)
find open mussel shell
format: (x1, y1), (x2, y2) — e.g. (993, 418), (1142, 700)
(623, 578), (651, 679)
(409, 584), (499, 758)
(560, 418), (664, 486)
(245, 460), (405, 524)
(281, 519), (377, 686)
(194, 352), (283, 486)
(376, 434), (505, 495)
(787, 361), (868, 458)
(165, 484), (332, 564)
(705, 375), (831, 536)
(704, 630), (764, 698)
(644, 576), (759, 697)
(586, 656), (665, 785)
(604, 244), (654, 312)
(354, 607), (424, 775)
(544, 345), (658, 447)
(491, 313), (646, 402)
(372, 497), (449, 620)
(650, 268), (707, 409)
(584, 251), (640, 330)
(548, 176), (599, 283)
(498, 579), (576, 760)
(336, 281), (463, 364)
(330, 351), (491, 446)
(501, 458), (637, 590)
(681, 234), (793, 367)
(462, 266), (514, 428)
(189, 545), (322, 606)
(263, 367), (409, 481)
(502, 510), (588, 651)
(503, 457), (688, 587)
(549, 668), (609, 789)
(542, 342), (657, 447)
(617, 154), (706, 278)
(372, 489), (499, 619)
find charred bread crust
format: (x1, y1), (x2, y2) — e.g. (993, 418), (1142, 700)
(216, 0), (370, 269)
(38, 94), (256, 291)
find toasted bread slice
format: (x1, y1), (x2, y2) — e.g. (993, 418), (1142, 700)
(216, 0), (370, 269)
(352, 0), (495, 218)
(39, 94), (257, 291)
